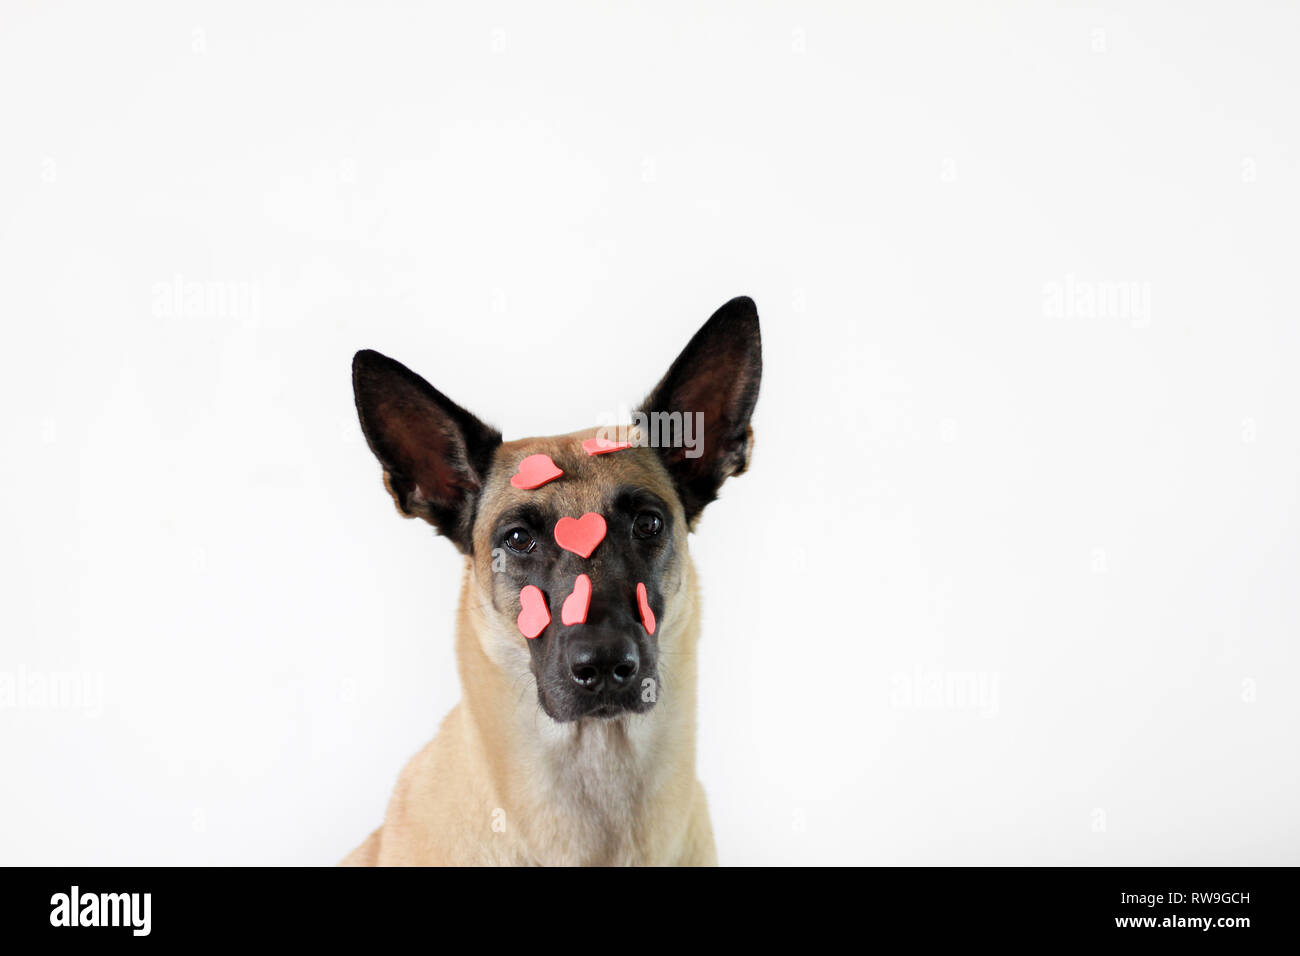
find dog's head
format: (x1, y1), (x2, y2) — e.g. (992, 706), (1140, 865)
(351, 297), (761, 723)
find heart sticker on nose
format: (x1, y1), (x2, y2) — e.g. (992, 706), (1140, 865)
(554, 512), (607, 558)
(510, 453), (563, 490)
(560, 573), (592, 626)
(636, 582), (656, 635)
(516, 585), (550, 639)
(582, 437), (632, 456)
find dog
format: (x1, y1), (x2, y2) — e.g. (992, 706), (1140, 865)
(341, 296), (761, 866)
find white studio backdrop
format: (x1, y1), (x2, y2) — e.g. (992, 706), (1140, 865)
(1, 1), (1297, 865)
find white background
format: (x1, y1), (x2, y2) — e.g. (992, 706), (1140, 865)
(2, 1), (1297, 865)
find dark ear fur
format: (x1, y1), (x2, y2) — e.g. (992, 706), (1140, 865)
(352, 349), (501, 552)
(639, 296), (762, 525)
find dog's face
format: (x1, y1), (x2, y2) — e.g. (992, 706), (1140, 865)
(351, 297), (761, 722)
(471, 433), (684, 720)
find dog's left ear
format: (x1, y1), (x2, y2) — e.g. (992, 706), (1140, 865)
(352, 349), (502, 553)
(640, 296), (762, 526)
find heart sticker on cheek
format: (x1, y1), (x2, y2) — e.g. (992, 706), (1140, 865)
(560, 573), (592, 626)
(554, 513), (607, 558)
(510, 453), (563, 490)
(516, 585), (550, 639)
(582, 437), (632, 456)
(636, 582), (656, 635)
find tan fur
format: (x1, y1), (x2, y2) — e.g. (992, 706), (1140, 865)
(342, 428), (717, 866)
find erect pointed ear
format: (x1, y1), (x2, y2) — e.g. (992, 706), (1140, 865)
(352, 349), (502, 552)
(639, 296), (762, 526)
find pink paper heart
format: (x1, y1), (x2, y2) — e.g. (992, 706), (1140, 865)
(516, 585), (550, 639)
(510, 453), (563, 490)
(582, 437), (632, 456)
(554, 512), (607, 558)
(560, 573), (592, 626)
(636, 582), (656, 635)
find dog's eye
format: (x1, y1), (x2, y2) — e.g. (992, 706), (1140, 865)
(632, 511), (663, 539)
(504, 528), (536, 553)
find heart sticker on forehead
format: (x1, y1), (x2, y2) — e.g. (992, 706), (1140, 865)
(510, 453), (563, 490)
(582, 437), (632, 456)
(516, 585), (550, 639)
(554, 513), (606, 558)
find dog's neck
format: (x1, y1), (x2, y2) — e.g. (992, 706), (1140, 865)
(454, 560), (701, 864)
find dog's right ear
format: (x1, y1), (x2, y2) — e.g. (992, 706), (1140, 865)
(352, 349), (502, 553)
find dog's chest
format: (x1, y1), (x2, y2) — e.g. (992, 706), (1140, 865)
(520, 720), (664, 866)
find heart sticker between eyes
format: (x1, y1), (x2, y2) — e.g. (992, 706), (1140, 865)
(560, 573), (592, 626)
(554, 513), (607, 558)
(582, 437), (632, 456)
(636, 582), (656, 635)
(510, 453), (563, 490)
(516, 585), (550, 639)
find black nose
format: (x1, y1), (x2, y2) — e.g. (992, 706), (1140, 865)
(566, 634), (640, 692)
